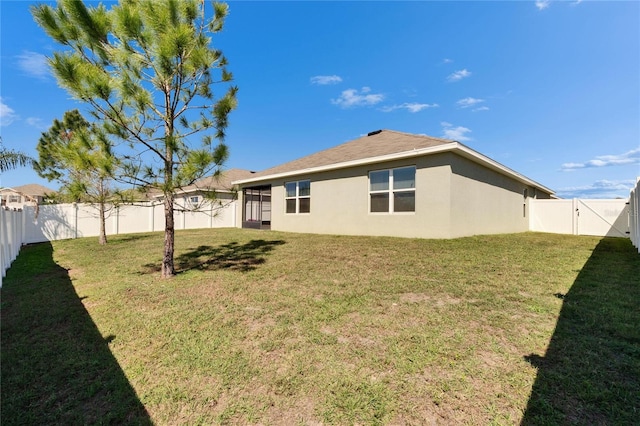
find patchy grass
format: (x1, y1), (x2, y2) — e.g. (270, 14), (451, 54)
(1, 229), (638, 425)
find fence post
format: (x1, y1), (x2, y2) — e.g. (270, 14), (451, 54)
(209, 201), (214, 228)
(74, 203), (79, 239)
(114, 205), (120, 235)
(8, 210), (15, 263)
(572, 198), (578, 235)
(149, 202), (155, 232)
(182, 201), (186, 229)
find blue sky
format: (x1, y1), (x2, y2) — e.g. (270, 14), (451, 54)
(1, 0), (638, 199)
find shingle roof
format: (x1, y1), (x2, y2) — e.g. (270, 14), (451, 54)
(176, 168), (256, 194)
(233, 129), (554, 195)
(9, 184), (55, 197)
(245, 130), (452, 179)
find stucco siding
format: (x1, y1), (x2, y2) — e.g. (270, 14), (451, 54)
(237, 150), (555, 239)
(242, 155), (455, 238)
(447, 154), (532, 237)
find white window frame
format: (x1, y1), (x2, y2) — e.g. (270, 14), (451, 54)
(285, 180), (311, 214)
(369, 166), (416, 214)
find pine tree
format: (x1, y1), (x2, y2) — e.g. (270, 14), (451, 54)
(32, 0), (237, 276)
(35, 109), (117, 245)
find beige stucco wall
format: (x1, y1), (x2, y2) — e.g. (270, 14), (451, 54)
(447, 154), (539, 237)
(238, 155), (451, 238)
(237, 152), (551, 239)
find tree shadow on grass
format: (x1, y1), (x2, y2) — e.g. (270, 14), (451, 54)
(141, 239), (286, 274)
(522, 237), (640, 425)
(1, 242), (152, 425)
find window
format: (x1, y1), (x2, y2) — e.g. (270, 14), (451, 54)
(8, 195), (20, 203)
(285, 180), (310, 214)
(369, 166), (415, 213)
(190, 196), (199, 204)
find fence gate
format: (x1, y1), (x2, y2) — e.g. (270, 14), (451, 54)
(575, 199), (629, 237)
(529, 198), (629, 237)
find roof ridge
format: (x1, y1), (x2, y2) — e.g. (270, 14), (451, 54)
(380, 129), (453, 143)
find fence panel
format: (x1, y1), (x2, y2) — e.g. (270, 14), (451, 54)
(530, 198), (629, 237)
(576, 199), (629, 238)
(17, 199), (237, 245)
(529, 199), (575, 235)
(1, 208), (26, 287)
(630, 178), (639, 253)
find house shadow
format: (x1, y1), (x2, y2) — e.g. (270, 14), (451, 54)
(521, 237), (640, 425)
(1, 242), (152, 425)
(141, 239), (286, 274)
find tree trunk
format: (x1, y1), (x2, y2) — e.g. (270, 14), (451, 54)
(98, 200), (107, 245)
(98, 178), (108, 245)
(162, 195), (175, 278)
(162, 89), (176, 278)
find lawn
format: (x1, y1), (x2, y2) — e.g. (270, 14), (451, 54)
(1, 229), (638, 425)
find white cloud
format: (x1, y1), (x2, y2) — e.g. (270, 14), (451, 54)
(555, 179), (636, 199)
(26, 117), (47, 129)
(457, 97), (484, 108)
(572, 0), (583, 5)
(310, 75), (343, 85)
(16, 51), (49, 79)
(441, 122), (472, 141)
(0, 98), (18, 127)
(331, 87), (384, 108)
(380, 102), (439, 113)
(535, 0), (551, 10)
(561, 148), (640, 171)
(442, 58), (453, 64)
(447, 69), (471, 82)
(473, 106), (490, 112)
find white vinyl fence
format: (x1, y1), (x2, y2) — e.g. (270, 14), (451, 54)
(23, 199), (237, 245)
(629, 178), (640, 253)
(1, 207), (26, 287)
(530, 198), (630, 238)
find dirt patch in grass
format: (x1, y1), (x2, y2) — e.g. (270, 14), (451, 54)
(399, 292), (463, 307)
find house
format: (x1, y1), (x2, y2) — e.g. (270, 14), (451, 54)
(0, 184), (54, 210)
(233, 130), (554, 238)
(149, 168), (255, 209)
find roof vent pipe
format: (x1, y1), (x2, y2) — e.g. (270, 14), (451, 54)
(367, 130), (382, 136)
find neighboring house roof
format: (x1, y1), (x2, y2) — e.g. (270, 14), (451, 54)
(186, 168), (256, 193)
(4, 183), (54, 197)
(234, 129), (554, 195)
(150, 168), (256, 199)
